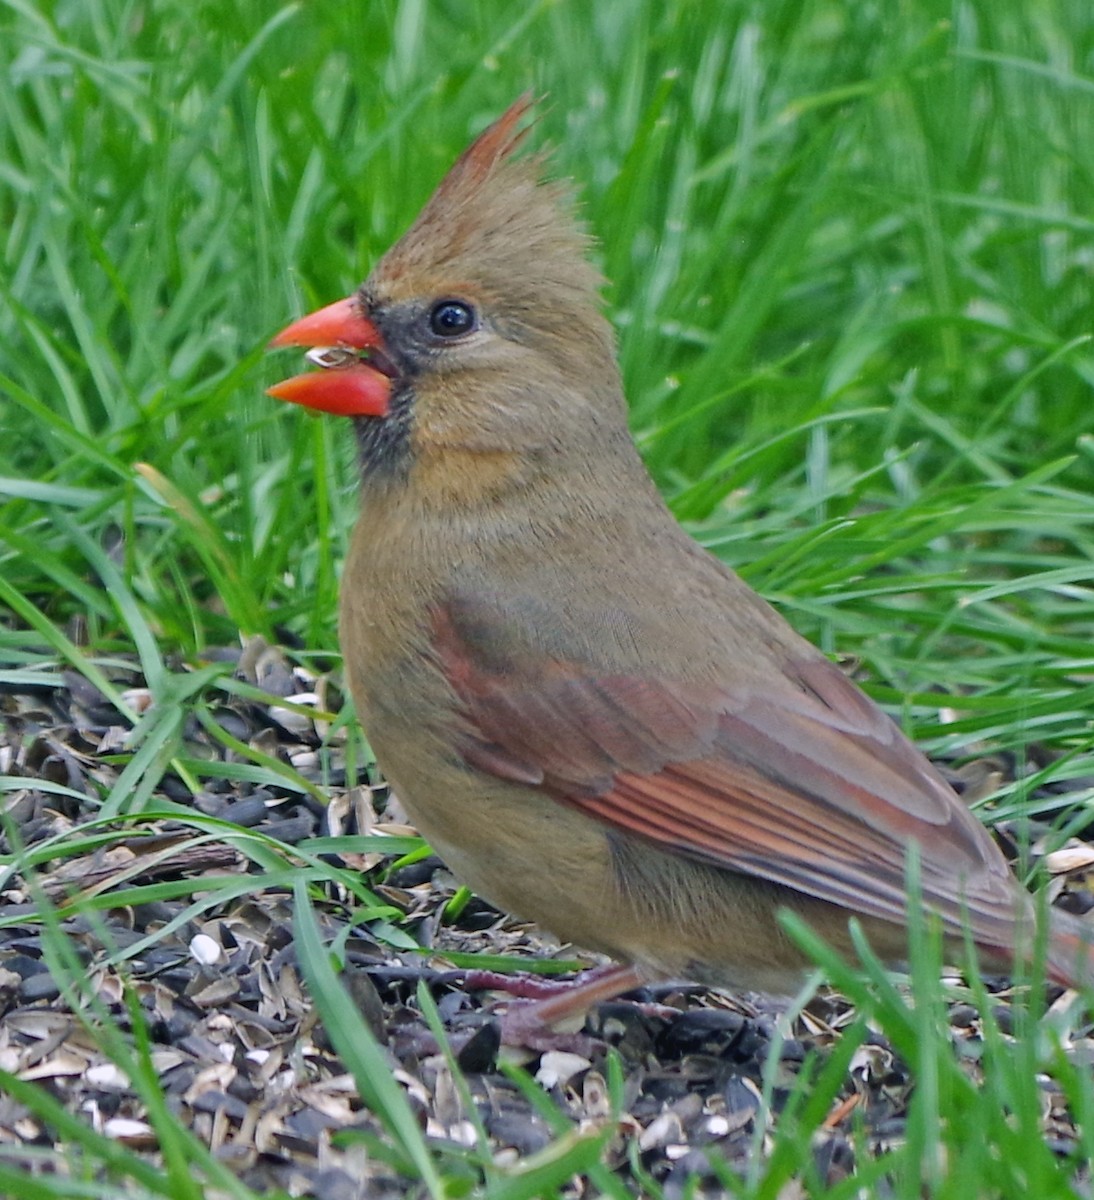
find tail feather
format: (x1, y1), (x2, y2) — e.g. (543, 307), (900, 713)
(1047, 911), (1094, 990)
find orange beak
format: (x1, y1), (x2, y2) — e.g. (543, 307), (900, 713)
(267, 296), (393, 417)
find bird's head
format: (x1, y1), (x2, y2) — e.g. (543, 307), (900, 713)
(268, 96), (629, 495)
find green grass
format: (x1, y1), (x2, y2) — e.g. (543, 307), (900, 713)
(2, 0), (1094, 1195)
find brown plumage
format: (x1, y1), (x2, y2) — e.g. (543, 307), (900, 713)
(268, 95), (1091, 1008)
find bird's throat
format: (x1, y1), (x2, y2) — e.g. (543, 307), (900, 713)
(406, 440), (538, 510)
(353, 386), (414, 483)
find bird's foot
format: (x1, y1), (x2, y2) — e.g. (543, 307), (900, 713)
(464, 962), (645, 1049)
(461, 961), (631, 1002)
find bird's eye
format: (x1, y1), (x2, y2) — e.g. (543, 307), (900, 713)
(429, 299), (477, 338)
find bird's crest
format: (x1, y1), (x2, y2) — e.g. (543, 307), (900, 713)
(371, 94), (603, 317)
(431, 92), (537, 202)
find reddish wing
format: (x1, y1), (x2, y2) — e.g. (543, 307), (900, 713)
(432, 593), (1022, 953)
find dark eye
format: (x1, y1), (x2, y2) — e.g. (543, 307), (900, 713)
(429, 299), (476, 338)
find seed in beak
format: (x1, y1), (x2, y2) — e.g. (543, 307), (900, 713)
(305, 346), (363, 370)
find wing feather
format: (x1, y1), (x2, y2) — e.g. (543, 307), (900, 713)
(432, 594), (1022, 949)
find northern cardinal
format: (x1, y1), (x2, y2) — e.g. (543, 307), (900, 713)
(268, 96), (1091, 1019)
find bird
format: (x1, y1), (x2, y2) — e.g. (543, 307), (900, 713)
(267, 95), (1091, 1030)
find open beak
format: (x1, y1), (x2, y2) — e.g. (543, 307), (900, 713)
(267, 296), (394, 417)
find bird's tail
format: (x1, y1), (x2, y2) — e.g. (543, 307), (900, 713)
(1046, 910), (1094, 991)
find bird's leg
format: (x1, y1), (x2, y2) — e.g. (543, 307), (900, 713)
(461, 961), (634, 1001)
(464, 962), (646, 1049)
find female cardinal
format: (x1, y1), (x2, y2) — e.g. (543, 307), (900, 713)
(268, 96), (1090, 1019)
